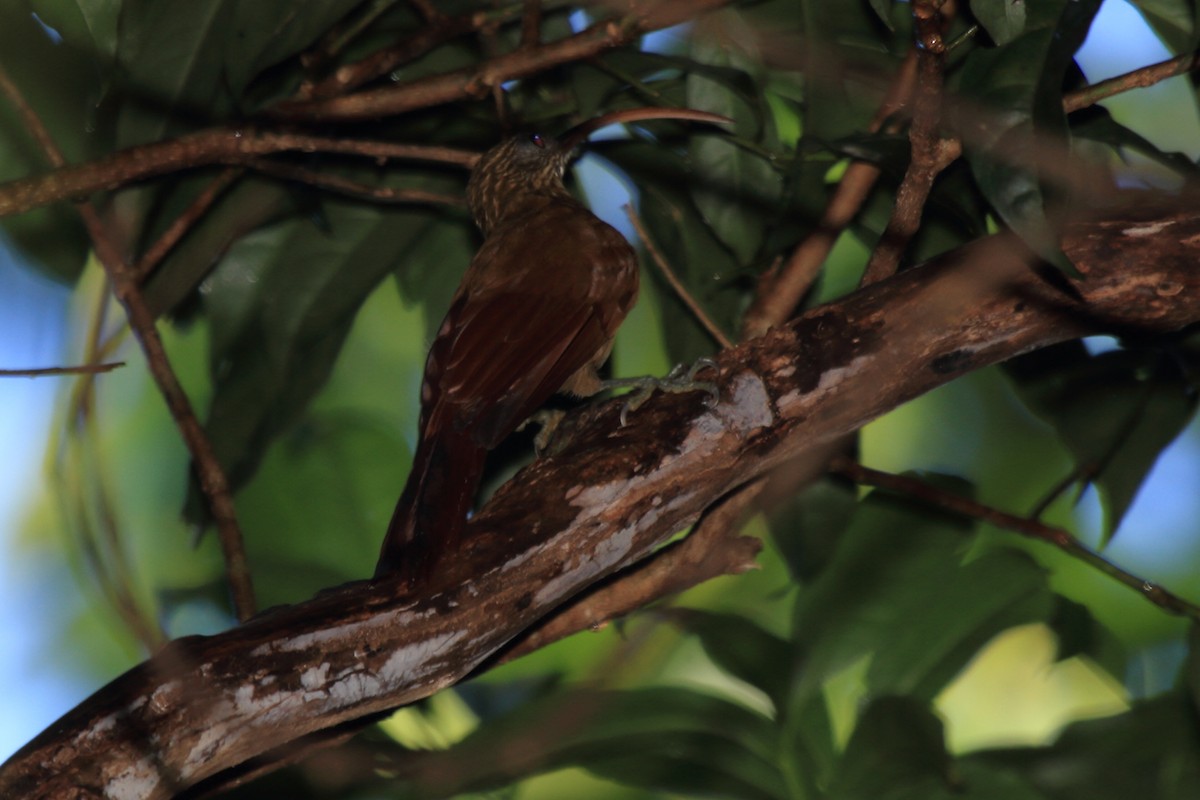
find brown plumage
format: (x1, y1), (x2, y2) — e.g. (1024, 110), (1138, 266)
(375, 131), (638, 583)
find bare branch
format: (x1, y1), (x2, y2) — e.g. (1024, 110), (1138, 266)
(272, 0), (734, 121)
(0, 362), (124, 378)
(740, 48), (919, 338)
(0, 128), (477, 218)
(245, 159), (467, 207)
(1064, 50), (1200, 113)
(830, 457), (1200, 619)
(861, 0), (952, 286)
(4, 200), (1199, 798)
(134, 168), (242, 282)
(624, 205), (733, 349)
(0, 64), (259, 623)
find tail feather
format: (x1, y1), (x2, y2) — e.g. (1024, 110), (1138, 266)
(375, 427), (487, 585)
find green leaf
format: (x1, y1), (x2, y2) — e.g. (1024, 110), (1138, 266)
(968, 693), (1200, 799)
(868, 0), (897, 31)
(143, 175), (293, 317)
(686, 11), (784, 266)
(791, 478), (1053, 704)
(225, 1), (361, 104)
(1071, 105), (1200, 178)
(191, 195), (470, 519)
(31, 0), (121, 67)
(828, 696), (951, 800)
(831, 698), (1053, 800)
(1129, 0), (1200, 53)
(674, 609), (793, 711)
(114, 0), (238, 145)
(1045, 596), (1125, 678)
(389, 687), (788, 800)
(0, 4), (102, 282)
(114, 0), (355, 134)
(867, 548), (1052, 697)
(769, 475), (859, 583)
(970, 0), (1029, 45)
(799, 0), (909, 142)
(1004, 346), (1198, 543)
(236, 411), (409, 603)
(956, 0), (1102, 273)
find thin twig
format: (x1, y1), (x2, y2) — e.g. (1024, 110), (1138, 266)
(53, 281), (164, 649)
(272, 0), (733, 121)
(72, 274), (120, 423)
(64, 452), (167, 651)
(1064, 50), (1200, 114)
(134, 167), (242, 282)
(82, 216), (258, 622)
(0, 63), (259, 622)
(861, 0), (953, 286)
(521, 0), (543, 49)
(740, 48), (920, 338)
(1028, 467), (1088, 520)
(830, 457), (1200, 620)
(0, 362), (124, 377)
(407, 0), (440, 23)
(245, 159), (467, 207)
(300, 0), (401, 78)
(0, 128), (477, 218)
(0, 68), (160, 643)
(623, 204), (733, 349)
(296, 7), (475, 101)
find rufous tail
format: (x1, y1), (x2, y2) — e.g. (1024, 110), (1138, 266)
(375, 426), (487, 585)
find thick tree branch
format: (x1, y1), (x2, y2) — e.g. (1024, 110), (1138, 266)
(3, 199), (1199, 799)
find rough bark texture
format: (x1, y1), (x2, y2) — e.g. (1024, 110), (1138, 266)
(3, 200), (1199, 799)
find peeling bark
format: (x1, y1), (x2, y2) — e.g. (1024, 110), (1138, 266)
(3, 200), (1199, 799)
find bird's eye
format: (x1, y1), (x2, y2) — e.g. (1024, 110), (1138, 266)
(529, 133), (546, 149)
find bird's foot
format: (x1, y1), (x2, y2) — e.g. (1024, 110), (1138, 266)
(606, 357), (721, 425)
(516, 408), (568, 456)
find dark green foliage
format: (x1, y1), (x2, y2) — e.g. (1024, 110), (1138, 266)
(5, 1), (1200, 797)
(1005, 344), (1199, 543)
(376, 484), (1200, 799)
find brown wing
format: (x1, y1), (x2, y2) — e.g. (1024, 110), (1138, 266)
(422, 202), (637, 449)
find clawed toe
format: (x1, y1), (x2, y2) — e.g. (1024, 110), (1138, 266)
(610, 358), (721, 425)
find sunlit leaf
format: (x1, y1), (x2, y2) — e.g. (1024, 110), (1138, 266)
(791, 478), (1053, 704)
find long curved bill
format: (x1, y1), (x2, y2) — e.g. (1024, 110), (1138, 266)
(560, 107), (732, 150)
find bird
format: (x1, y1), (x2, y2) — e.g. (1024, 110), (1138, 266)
(375, 109), (729, 586)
